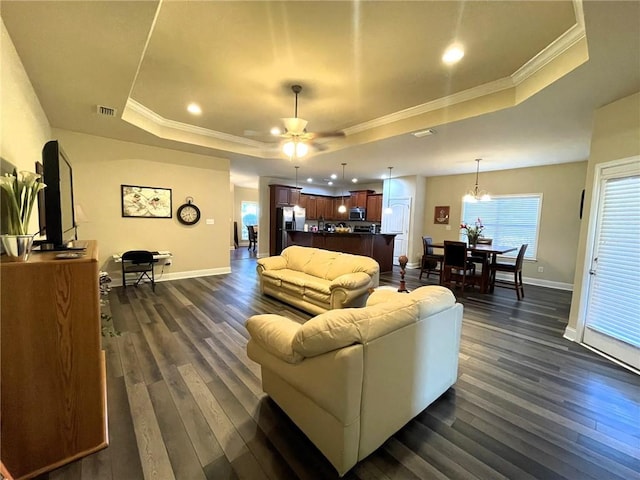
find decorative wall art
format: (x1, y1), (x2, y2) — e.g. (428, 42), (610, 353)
(434, 206), (450, 224)
(121, 185), (172, 218)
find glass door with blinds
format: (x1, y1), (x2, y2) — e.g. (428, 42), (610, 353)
(582, 157), (640, 370)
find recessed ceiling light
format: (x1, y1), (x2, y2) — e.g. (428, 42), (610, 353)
(270, 127), (281, 135)
(328, 181), (333, 186)
(351, 178), (358, 183)
(442, 45), (464, 64)
(187, 103), (202, 115)
(306, 177), (313, 183)
(330, 174), (337, 179)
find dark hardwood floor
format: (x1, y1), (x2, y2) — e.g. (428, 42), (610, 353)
(44, 249), (640, 480)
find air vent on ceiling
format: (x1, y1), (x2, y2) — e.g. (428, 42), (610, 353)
(96, 105), (117, 117)
(412, 128), (436, 138)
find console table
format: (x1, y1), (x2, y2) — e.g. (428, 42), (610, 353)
(1, 240), (108, 479)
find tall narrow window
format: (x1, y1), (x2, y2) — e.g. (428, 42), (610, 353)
(241, 201), (258, 240)
(461, 194), (542, 259)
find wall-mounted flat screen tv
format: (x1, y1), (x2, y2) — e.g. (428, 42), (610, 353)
(42, 140), (76, 248)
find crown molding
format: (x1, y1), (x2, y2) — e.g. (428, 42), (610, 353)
(125, 98), (266, 149)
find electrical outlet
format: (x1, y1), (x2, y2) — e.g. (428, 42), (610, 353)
(206, 219), (215, 225)
(445, 225), (451, 230)
(537, 266), (544, 273)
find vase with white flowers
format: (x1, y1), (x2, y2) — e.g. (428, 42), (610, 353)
(460, 218), (484, 246)
(0, 170), (46, 261)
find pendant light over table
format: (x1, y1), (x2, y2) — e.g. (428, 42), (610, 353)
(463, 158), (491, 202)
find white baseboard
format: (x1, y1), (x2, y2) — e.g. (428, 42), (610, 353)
(563, 326), (577, 342)
(111, 267), (231, 287)
(494, 272), (573, 291)
(406, 267), (573, 291)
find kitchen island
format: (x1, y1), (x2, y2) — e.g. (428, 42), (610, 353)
(286, 231), (396, 272)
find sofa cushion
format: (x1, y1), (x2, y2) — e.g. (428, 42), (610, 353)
(246, 314), (304, 364)
(292, 300), (418, 358)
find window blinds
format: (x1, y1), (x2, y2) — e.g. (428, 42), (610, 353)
(585, 175), (640, 348)
(461, 194), (542, 259)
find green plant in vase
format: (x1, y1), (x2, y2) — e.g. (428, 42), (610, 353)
(0, 170), (46, 260)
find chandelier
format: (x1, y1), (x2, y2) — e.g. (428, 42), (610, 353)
(463, 158), (491, 202)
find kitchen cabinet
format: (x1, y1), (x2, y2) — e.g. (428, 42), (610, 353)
(366, 194), (383, 222)
(270, 184), (301, 206)
(300, 194), (318, 220)
(316, 196), (333, 220)
(349, 190), (373, 208)
(1, 241), (108, 479)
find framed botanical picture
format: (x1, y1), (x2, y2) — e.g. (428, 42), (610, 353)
(434, 205), (450, 224)
(121, 184), (172, 218)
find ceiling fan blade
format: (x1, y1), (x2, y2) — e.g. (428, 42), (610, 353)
(309, 130), (346, 140)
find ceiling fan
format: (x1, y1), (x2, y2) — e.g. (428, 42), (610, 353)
(271, 84), (345, 158)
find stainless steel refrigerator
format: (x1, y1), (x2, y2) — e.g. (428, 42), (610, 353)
(275, 206), (306, 254)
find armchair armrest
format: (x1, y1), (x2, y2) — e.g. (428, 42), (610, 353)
(246, 314), (304, 364)
(329, 272), (374, 309)
(329, 272), (372, 290)
(257, 256), (288, 273)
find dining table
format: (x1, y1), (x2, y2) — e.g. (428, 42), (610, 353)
(431, 243), (518, 293)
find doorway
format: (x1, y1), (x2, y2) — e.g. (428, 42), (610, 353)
(382, 197), (411, 265)
(580, 156), (640, 370)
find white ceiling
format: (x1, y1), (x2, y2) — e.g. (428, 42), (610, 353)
(2, 1), (639, 189)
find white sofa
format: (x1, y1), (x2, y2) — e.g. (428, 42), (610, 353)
(256, 246), (380, 315)
(246, 285), (463, 476)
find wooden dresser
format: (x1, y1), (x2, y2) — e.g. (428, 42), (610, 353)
(1, 241), (108, 479)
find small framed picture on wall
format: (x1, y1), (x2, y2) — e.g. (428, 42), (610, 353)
(121, 184), (172, 218)
(434, 206), (450, 224)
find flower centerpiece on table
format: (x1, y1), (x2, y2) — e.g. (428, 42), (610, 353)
(0, 170), (46, 235)
(460, 218), (484, 246)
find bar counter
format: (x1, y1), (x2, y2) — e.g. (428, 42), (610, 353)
(286, 231), (396, 272)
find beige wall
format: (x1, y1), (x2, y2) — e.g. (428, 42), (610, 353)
(0, 19), (51, 235)
(568, 91), (640, 332)
(424, 161), (587, 287)
(233, 186), (258, 247)
(52, 129), (231, 280)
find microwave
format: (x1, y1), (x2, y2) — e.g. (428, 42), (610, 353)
(349, 207), (366, 221)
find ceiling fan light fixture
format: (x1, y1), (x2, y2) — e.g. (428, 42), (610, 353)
(283, 140), (308, 159)
(282, 117), (308, 135)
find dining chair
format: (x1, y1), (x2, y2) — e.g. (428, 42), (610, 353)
(441, 240), (476, 296)
(419, 236), (444, 281)
(247, 225), (258, 252)
(121, 250), (155, 291)
(469, 237), (493, 269)
(489, 243), (528, 300)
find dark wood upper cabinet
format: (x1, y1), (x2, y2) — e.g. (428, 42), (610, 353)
(366, 193), (383, 222)
(349, 190), (373, 208)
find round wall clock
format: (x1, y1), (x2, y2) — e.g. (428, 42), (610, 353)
(177, 198), (201, 225)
